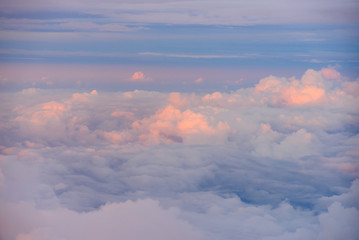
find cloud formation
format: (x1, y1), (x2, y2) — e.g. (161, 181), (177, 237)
(1, 200), (206, 240)
(195, 77), (203, 83)
(254, 69), (327, 105)
(1, 0), (358, 26)
(0, 68), (358, 240)
(132, 71), (145, 81)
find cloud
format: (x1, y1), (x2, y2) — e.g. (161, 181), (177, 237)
(71, 89), (98, 102)
(0, 68), (358, 240)
(342, 79), (359, 98)
(1, 0), (358, 27)
(0, 63), (166, 89)
(317, 179), (359, 210)
(321, 68), (341, 80)
(131, 104), (231, 144)
(0, 200), (206, 240)
(132, 71), (145, 81)
(317, 202), (359, 240)
(195, 77), (203, 83)
(139, 52), (249, 59)
(202, 92), (223, 101)
(1, 183), (358, 240)
(131, 72), (151, 82)
(254, 69), (327, 105)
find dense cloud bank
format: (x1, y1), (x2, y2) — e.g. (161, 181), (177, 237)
(1, 68), (358, 239)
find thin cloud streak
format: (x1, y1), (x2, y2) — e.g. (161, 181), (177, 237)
(0, 49), (130, 58)
(1, 0), (358, 25)
(139, 52), (254, 59)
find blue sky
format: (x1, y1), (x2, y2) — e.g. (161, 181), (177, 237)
(0, 0), (358, 91)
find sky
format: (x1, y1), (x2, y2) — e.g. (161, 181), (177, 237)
(0, 1), (359, 240)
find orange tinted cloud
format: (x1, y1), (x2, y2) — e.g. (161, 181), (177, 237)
(177, 109), (215, 135)
(71, 90), (98, 102)
(102, 131), (124, 143)
(132, 105), (230, 144)
(42, 101), (69, 112)
(255, 70), (326, 105)
(25, 102), (71, 126)
(283, 86), (325, 104)
(202, 92), (223, 102)
(168, 92), (199, 108)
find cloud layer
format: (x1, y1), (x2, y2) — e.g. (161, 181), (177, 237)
(0, 68), (358, 240)
(1, 0), (358, 25)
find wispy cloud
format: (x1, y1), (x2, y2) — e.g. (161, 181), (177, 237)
(0, 49), (129, 58)
(2, 0), (358, 26)
(138, 52), (253, 59)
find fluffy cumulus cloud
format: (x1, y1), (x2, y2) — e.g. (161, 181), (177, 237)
(0, 69), (358, 240)
(254, 69), (328, 105)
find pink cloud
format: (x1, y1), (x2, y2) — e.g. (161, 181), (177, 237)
(71, 90), (98, 102)
(283, 86), (325, 105)
(202, 92), (223, 102)
(168, 92), (187, 107)
(17, 101), (70, 127)
(168, 92), (199, 108)
(101, 130), (125, 143)
(177, 109), (215, 135)
(254, 70), (326, 105)
(13, 102), (70, 144)
(132, 105), (230, 144)
(132, 72), (145, 81)
(41, 101), (69, 112)
(111, 110), (135, 119)
(4, 68), (356, 150)
(195, 77), (203, 83)
(321, 68), (341, 80)
(90, 90), (98, 95)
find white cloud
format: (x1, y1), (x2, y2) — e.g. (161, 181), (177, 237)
(317, 202), (359, 240)
(0, 200), (206, 240)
